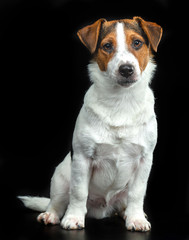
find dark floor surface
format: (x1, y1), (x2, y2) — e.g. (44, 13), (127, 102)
(2, 202), (189, 240)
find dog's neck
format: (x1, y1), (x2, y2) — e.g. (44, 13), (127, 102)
(84, 61), (156, 127)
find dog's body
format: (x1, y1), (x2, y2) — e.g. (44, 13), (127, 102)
(19, 17), (162, 232)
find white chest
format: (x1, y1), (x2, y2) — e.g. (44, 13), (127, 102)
(73, 84), (157, 205)
(87, 125), (143, 201)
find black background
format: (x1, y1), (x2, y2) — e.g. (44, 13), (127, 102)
(0, 0), (188, 239)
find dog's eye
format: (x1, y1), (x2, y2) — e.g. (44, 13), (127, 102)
(132, 39), (143, 50)
(102, 43), (113, 53)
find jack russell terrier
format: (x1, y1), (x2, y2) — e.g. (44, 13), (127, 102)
(18, 16), (163, 232)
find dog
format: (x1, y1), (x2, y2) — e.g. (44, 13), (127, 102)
(18, 16), (162, 232)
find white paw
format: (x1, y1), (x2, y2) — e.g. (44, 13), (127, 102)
(61, 215), (85, 230)
(37, 212), (60, 225)
(126, 216), (151, 232)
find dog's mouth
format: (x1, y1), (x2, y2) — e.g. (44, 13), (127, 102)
(117, 78), (137, 87)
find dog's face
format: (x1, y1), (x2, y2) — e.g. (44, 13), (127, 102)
(77, 17), (162, 88)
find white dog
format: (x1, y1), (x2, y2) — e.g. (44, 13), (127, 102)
(18, 16), (162, 232)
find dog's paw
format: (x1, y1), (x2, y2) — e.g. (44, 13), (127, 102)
(126, 216), (151, 232)
(61, 215), (85, 230)
(37, 212), (60, 225)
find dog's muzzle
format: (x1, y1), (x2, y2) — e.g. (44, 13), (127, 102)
(118, 64), (137, 87)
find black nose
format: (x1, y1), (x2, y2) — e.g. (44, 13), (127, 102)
(119, 64), (134, 78)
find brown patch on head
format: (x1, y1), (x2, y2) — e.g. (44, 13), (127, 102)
(122, 17), (163, 72)
(125, 29), (150, 72)
(77, 19), (118, 71)
(93, 21), (117, 71)
(133, 17), (163, 52)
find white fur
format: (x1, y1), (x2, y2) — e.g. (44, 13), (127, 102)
(19, 23), (157, 232)
(18, 196), (50, 212)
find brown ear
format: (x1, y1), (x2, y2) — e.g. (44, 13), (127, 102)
(77, 18), (106, 54)
(134, 16), (163, 52)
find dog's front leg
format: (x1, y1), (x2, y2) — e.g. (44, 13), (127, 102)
(61, 153), (91, 230)
(125, 154), (153, 232)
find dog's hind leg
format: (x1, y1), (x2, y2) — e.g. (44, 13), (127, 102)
(37, 153), (71, 225)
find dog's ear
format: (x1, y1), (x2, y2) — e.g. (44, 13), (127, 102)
(77, 18), (106, 54)
(134, 17), (163, 52)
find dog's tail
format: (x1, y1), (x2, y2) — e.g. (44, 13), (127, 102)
(18, 196), (50, 212)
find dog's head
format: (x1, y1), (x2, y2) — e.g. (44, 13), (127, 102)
(77, 17), (162, 88)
